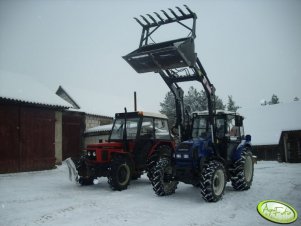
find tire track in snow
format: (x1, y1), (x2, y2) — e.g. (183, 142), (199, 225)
(33, 201), (98, 225)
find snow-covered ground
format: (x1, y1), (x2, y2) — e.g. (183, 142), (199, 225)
(0, 161), (300, 226)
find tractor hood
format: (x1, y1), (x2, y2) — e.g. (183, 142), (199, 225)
(86, 142), (124, 150)
(175, 137), (213, 159)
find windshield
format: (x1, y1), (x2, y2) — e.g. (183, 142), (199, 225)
(192, 116), (211, 139)
(110, 118), (140, 140)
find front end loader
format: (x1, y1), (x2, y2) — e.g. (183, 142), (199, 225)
(123, 5), (254, 202)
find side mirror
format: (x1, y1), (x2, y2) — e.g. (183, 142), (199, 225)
(245, 134), (251, 142)
(235, 116), (243, 127)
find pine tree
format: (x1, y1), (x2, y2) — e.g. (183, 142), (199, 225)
(159, 86), (226, 125)
(159, 91), (176, 126)
(268, 94), (280, 105)
(226, 95), (240, 112)
(215, 95), (226, 110)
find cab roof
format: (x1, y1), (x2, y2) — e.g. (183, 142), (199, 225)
(115, 111), (168, 119)
(192, 110), (241, 116)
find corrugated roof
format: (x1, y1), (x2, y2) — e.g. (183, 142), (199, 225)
(0, 70), (72, 109)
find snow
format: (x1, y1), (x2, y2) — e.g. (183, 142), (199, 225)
(239, 101), (301, 145)
(85, 124), (113, 134)
(0, 70), (72, 108)
(0, 161), (300, 226)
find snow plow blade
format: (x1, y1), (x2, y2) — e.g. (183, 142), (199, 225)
(65, 157), (78, 182)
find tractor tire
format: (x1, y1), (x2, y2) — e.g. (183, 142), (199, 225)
(147, 145), (173, 181)
(231, 148), (254, 191)
(146, 154), (158, 181)
(200, 160), (226, 202)
(152, 158), (178, 196)
(108, 156), (131, 191)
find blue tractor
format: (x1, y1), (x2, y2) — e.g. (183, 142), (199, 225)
(123, 5), (254, 202)
(152, 110), (254, 202)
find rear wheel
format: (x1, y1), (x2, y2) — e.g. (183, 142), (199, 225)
(231, 148), (254, 191)
(146, 154), (158, 181)
(108, 156), (131, 191)
(200, 160), (226, 202)
(152, 158), (178, 196)
(147, 145), (172, 181)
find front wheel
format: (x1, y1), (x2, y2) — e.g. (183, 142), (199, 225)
(152, 158), (178, 196)
(231, 148), (254, 191)
(200, 161), (226, 202)
(108, 156), (131, 191)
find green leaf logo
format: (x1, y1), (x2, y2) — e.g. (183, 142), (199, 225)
(257, 200), (298, 224)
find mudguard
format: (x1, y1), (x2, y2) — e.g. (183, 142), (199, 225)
(232, 140), (252, 162)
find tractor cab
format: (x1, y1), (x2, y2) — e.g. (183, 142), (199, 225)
(191, 110), (249, 161)
(108, 111), (173, 168)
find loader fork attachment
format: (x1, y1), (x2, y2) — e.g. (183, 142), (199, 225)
(123, 5), (197, 73)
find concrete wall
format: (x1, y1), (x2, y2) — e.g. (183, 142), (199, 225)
(85, 114), (112, 130)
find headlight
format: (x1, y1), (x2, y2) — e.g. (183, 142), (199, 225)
(87, 152), (91, 156)
(183, 154), (189, 159)
(92, 152), (96, 157)
(176, 154), (181, 158)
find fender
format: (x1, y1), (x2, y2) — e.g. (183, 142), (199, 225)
(148, 141), (175, 159)
(232, 140), (252, 162)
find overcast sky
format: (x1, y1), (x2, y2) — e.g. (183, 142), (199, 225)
(0, 0), (300, 116)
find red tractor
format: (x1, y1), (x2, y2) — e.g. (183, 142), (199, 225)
(66, 110), (175, 191)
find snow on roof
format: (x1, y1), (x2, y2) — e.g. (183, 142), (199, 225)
(193, 110), (240, 115)
(85, 124), (113, 134)
(140, 111), (168, 119)
(0, 71), (72, 109)
(239, 101), (301, 145)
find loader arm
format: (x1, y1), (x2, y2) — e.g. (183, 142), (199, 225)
(158, 57), (216, 142)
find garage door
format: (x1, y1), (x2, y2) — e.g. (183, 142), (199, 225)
(0, 104), (55, 173)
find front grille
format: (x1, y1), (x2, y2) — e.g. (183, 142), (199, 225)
(86, 150), (96, 160)
(102, 150), (108, 161)
(177, 142), (192, 151)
